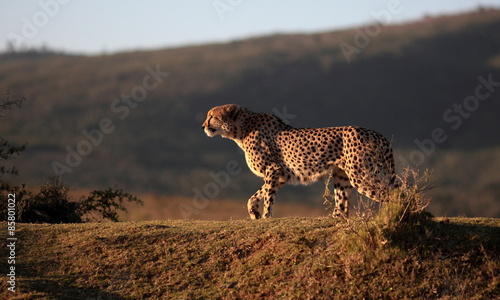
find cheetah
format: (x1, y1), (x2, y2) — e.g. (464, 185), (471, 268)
(202, 104), (397, 219)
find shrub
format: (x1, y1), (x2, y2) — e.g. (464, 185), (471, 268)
(79, 186), (143, 222)
(17, 178), (82, 223)
(0, 177), (143, 223)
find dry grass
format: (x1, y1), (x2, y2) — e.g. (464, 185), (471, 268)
(1, 216), (498, 299)
(1, 170), (498, 299)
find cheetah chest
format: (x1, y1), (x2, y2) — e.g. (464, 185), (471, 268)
(242, 137), (274, 178)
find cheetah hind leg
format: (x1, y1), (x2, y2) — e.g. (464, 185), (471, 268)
(354, 181), (390, 203)
(332, 173), (353, 218)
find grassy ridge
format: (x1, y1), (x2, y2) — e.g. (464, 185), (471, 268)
(2, 217), (498, 299)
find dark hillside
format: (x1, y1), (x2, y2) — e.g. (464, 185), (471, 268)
(1, 9), (500, 217)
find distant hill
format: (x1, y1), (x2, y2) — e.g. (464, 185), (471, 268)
(1, 9), (500, 217)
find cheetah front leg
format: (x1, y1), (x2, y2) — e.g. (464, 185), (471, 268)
(247, 166), (284, 220)
(247, 188), (265, 220)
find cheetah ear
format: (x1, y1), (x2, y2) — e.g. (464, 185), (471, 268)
(225, 104), (240, 121)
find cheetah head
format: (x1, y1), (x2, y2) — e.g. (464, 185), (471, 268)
(202, 104), (242, 139)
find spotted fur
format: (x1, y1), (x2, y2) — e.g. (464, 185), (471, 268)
(202, 104), (396, 219)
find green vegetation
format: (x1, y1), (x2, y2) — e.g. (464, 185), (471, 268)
(1, 217), (497, 299)
(1, 9), (500, 217)
(0, 177), (143, 223)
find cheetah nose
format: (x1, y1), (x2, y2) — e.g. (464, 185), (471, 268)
(202, 125), (215, 133)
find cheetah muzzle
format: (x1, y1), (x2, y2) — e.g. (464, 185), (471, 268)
(202, 104), (397, 219)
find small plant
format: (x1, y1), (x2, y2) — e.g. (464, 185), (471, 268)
(328, 168), (435, 281)
(322, 171), (336, 214)
(324, 168), (434, 252)
(376, 169), (434, 236)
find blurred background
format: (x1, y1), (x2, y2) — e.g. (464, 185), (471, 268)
(1, 1), (500, 219)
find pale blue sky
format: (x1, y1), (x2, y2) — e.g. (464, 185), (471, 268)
(1, 0), (498, 55)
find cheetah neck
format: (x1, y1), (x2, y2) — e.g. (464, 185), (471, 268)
(231, 110), (256, 145)
(233, 111), (293, 147)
